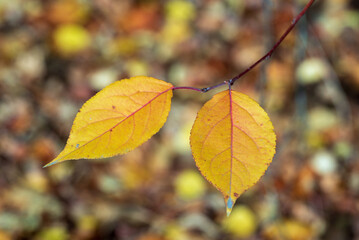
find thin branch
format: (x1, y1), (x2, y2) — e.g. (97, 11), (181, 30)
(230, 0), (316, 84)
(173, 0), (316, 93)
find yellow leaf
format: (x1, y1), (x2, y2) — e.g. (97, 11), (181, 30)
(190, 89), (276, 216)
(44, 76), (173, 167)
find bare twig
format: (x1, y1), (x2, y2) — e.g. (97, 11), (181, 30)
(173, 0), (316, 93)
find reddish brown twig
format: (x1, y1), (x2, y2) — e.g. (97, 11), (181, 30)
(173, 0), (316, 93)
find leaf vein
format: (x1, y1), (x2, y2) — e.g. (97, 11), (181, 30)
(233, 156), (251, 182)
(232, 102), (261, 127)
(233, 124), (260, 152)
(200, 113), (230, 159)
(82, 108), (126, 116)
(209, 147), (230, 178)
(76, 116), (125, 133)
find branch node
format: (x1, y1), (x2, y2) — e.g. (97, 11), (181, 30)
(201, 87), (210, 92)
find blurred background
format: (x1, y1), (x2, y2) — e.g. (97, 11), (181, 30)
(1, 0), (359, 239)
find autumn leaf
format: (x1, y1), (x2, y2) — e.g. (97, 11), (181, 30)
(44, 76), (173, 167)
(190, 89), (276, 216)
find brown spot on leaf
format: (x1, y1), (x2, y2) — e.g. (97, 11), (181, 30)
(234, 193), (239, 197)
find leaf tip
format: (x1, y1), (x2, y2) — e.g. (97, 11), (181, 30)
(226, 197), (235, 217)
(43, 159), (59, 168)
